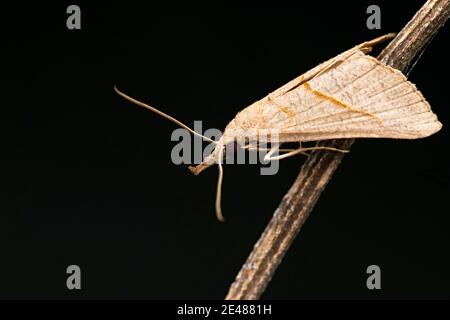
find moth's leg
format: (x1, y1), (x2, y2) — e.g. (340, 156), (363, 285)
(244, 143), (289, 161)
(263, 143), (280, 162)
(280, 147), (299, 152)
(264, 147), (305, 161)
(243, 141), (296, 153)
(242, 143), (258, 150)
(246, 145), (297, 153)
(297, 142), (310, 157)
(300, 146), (349, 154)
(265, 146), (349, 161)
(247, 142), (307, 157)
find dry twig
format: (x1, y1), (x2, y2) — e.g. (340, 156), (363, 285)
(225, 0), (450, 300)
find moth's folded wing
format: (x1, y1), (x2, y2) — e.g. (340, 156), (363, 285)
(267, 51), (442, 142)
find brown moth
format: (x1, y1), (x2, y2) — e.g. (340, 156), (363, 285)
(115, 33), (442, 221)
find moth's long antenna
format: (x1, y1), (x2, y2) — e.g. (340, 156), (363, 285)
(114, 86), (216, 144)
(215, 146), (225, 222)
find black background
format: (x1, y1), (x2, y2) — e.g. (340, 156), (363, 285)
(1, 1), (449, 299)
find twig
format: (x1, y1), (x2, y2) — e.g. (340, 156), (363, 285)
(225, 0), (450, 300)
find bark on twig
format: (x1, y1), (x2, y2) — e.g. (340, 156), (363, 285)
(225, 0), (450, 300)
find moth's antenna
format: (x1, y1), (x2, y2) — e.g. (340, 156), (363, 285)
(215, 146), (225, 222)
(114, 86), (216, 144)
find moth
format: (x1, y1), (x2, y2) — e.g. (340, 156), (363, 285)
(115, 33), (442, 221)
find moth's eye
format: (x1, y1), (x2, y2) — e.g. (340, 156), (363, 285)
(225, 141), (242, 156)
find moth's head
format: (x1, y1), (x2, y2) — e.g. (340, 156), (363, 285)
(188, 136), (229, 175)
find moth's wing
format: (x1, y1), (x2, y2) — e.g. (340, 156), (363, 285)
(225, 45), (365, 135)
(260, 51), (442, 142)
(269, 46), (362, 98)
(269, 34), (395, 98)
